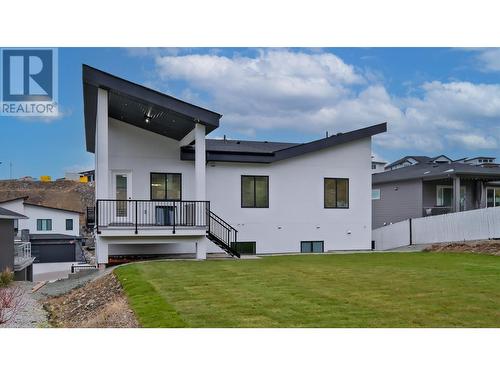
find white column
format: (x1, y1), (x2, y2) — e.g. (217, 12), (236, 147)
(194, 123), (206, 201)
(95, 88), (109, 200)
(453, 176), (461, 212)
(195, 237), (208, 260)
(95, 237), (109, 266)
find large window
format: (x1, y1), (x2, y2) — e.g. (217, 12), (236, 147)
(241, 176), (269, 208)
(487, 187), (500, 207)
(324, 178), (349, 208)
(66, 219), (73, 231)
(436, 185), (466, 209)
(37, 219), (52, 231)
(300, 241), (324, 253)
(150, 173), (182, 200)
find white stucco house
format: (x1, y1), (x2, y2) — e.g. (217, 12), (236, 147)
(83, 65), (386, 266)
(0, 197), (81, 237)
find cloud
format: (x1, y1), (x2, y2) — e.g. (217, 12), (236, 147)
(150, 49), (500, 155)
(475, 48), (500, 72)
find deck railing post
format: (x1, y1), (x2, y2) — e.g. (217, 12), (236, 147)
(135, 200), (138, 234)
(172, 202), (176, 234)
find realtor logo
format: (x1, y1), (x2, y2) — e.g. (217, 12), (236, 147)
(1, 48), (58, 116)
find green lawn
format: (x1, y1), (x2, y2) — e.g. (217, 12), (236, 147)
(114, 252), (500, 328)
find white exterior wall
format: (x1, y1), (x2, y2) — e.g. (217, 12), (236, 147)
(206, 138), (372, 253)
(0, 199), (80, 236)
(103, 117), (373, 255)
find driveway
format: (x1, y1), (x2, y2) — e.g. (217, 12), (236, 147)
(33, 262), (79, 282)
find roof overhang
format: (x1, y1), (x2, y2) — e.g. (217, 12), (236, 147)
(83, 65), (222, 153)
(181, 122), (387, 163)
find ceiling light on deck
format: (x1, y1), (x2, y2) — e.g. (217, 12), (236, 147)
(144, 114), (152, 124)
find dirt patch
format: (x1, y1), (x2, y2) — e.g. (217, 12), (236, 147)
(424, 240), (500, 256)
(44, 273), (139, 328)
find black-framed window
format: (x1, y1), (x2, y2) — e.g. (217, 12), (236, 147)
(241, 175), (269, 208)
(66, 219), (73, 231)
(324, 178), (349, 208)
(300, 241), (324, 253)
(150, 173), (182, 200)
(37, 219), (52, 231)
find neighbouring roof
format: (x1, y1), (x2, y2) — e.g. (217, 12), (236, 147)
(24, 203), (83, 214)
(0, 196), (82, 214)
(0, 207), (27, 220)
(0, 196), (29, 204)
(373, 161), (500, 184)
(182, 123), (387, 163)
(384, 156), (432, 169)
(83, 65), (222, 153)
(29, 234), (81, 240)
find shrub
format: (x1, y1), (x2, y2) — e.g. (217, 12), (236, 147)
(0, 285), (25, 325)
(0, 268), (14, 287)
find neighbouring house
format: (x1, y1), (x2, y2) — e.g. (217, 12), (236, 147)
(83, 65), (386, 266)
(0, 197), (83, 263)
(371, 157), (387, 174)
(372, 155), (500, 228)
(0, 207), (34, 281)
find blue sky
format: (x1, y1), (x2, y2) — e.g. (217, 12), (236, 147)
(1, 47), (500, 179)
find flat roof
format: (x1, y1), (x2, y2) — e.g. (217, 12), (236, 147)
(83, 65), (222, 153)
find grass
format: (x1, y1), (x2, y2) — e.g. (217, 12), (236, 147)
(114, 252), (500, 327)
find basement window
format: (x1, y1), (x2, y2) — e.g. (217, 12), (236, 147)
(231, 241), (256, 255)
(37, 219), (52, 231)
(300, 241), (324, 253)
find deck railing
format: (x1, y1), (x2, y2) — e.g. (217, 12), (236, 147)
(14, 241), (32, 263)
(95, 199), (210, 234)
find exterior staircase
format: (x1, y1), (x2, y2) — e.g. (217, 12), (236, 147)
(207, 211), (240, 258)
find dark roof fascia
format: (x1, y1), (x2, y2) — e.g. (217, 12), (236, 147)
(83, 65), (222, 153)
(183, 122), (387, 164)
(272, 123), (386, 162)
(24, 203), (83, 214)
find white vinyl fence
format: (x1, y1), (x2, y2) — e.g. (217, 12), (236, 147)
(372, 206), (500, 250)
(372, 219), (410, 250)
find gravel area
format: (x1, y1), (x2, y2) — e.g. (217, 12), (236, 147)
(1, 282), (49, 328)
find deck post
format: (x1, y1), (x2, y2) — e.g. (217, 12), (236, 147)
(194, 123), (206, 201)
(95, 88), (109, 201)
(196, 237), (207, 260)
(453, 176), (461, 212)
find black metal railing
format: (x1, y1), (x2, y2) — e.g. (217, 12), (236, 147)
(86, 207), (95, 228)
(95, 199), (210, 234)
(207, 210), (240, 258)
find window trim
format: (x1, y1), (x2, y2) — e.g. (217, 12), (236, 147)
(37, 219), (52, 231)
(150, 172), (182, 201)
(300, 240), (325, 253)
(65, 218), (73, 231)
(324, 177), (350, 209)
(241, 175), (269, 208)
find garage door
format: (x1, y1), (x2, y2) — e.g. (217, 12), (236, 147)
(31, 243), (76, 263)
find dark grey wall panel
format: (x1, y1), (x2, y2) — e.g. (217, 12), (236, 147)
(372, 180), (423, 229)
(0, 219), (14, 272)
